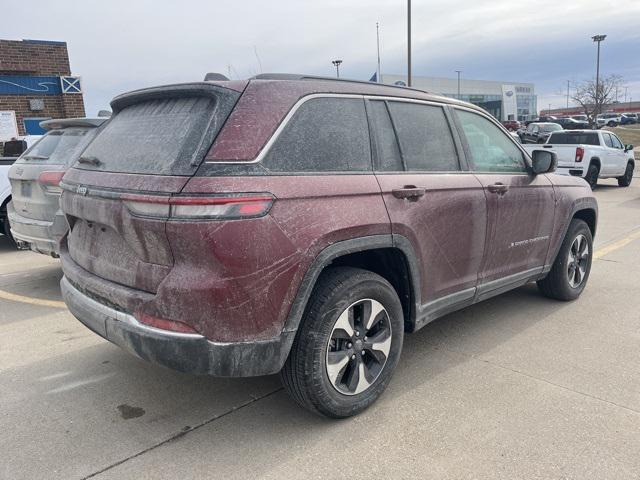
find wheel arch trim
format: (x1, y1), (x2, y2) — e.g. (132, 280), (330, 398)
(282, 234), (421, 334)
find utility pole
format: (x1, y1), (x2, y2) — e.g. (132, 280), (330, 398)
(455, 70), (462, 99)
(332, 59), (342, 78)
(624, 86), (628, 104)
(407, 0), (412, 87)
(567, 80), (570, 108)
(376, 23), (381, 83)
(591, 35), (606, 117)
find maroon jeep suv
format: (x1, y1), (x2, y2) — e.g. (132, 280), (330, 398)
(59, 75), (597, 418)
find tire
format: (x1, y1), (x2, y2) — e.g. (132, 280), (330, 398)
(537, 138), (545, 144)
(617, 162), (634, 187)
(280, 266), (404, 418)
(537, 219), (593, 301)
(1, 206), (15, 245)
(585, 163), (599, 190)
(607, 121), (616, 127)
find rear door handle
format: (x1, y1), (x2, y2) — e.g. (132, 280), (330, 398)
(487, 183), (509, 195)
(392, 186), (426, 199)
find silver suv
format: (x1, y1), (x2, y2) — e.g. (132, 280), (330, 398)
(7, 118), (106, 256)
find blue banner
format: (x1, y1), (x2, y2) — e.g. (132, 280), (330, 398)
(0, 76), (62, 95)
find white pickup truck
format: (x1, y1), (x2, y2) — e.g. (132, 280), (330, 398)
(522, 129), (635, 189)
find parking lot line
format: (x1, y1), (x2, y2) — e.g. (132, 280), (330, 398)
(594, 229), (640, 259)
(0, 288), (66, 308)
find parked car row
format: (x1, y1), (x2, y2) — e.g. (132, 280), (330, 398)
(3, 74), (600, 418)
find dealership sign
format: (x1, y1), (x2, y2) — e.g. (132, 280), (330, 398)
(501, 84), (518, 121)
(0, 75), (82, 95)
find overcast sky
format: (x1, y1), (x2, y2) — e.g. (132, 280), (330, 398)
(5, 0), (640, 115)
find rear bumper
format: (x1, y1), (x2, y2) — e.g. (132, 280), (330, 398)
(556, 166), (586, 178)
(7, 204), (67, 256)
(61, 276), (294, 377)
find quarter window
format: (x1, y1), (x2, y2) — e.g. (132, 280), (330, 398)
(262, 97), (371, 172)
(455, 109), (527, 173)
(385, 102), (459, 171)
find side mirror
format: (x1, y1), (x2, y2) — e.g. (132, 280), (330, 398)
(531, 150), (557, 174)
(625, 144), (634, 152)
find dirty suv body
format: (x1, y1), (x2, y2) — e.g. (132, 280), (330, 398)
(60, 76), (597, 418)
(8, 118), (106, 256)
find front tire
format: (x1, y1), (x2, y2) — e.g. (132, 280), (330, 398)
(537, 219), (593, 301)
(617, 162), (634, 187)
(281, 267), (404, 418)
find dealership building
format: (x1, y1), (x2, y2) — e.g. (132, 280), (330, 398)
(375, 74), (537, 122)
(0, 39), (85, 140)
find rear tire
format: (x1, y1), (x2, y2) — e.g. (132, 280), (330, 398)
(1, 205), (15, 246)
(585, 163), (599, 190)
(280, 267), (404, 418)
(537, 219), (593, 301)
(617, 162), (634, 187)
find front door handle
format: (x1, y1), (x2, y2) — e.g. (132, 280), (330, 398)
(487, 183), (509, 195)
(392, 185), (426, 199)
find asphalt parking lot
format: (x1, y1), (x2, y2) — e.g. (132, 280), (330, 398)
(2, 177), (640, 480)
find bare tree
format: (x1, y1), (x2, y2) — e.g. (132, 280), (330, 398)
(571, 74), (624, 122)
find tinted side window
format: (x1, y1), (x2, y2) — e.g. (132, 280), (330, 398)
(602, 133), (614, 148)
(386, 102), (459, 171)
(262, 97), (371, 172)
(455, 109), (527, 173)
(611, 135), (624, 149)
(368, 101), (402, 171)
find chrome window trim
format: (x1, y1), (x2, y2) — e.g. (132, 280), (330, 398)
(205, 93), (364, 165)
(205, 93), (458, 165)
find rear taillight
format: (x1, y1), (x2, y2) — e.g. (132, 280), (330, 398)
(575, 147), (584, 163)
(134, 310), (199, 335)
(37, 171), (65, 194)
(122, 193), (275, 220)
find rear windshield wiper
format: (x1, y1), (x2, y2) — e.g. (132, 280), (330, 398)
(23, 154), (49, 160)
(78, 155), (102, 166)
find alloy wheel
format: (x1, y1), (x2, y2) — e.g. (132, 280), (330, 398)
(325, 299), (392, 396)
(567, 234), (589, 288)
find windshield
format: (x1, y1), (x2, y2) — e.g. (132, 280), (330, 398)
(541, 124), (562, 132)
(17, 128), (95, 165)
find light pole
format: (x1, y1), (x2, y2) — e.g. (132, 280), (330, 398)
(548, 103), (552, 116)
(376, 23), (381, 83)
(332, 59), (343, 78)
(566, 80), (570, 108)
(455, 70), (462, 99)
(407, 0), (412, 87)
(592, 34), (606, 117)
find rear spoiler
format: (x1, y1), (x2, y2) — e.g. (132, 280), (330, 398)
(110, 82), (244, 113)
(40, 118), (107, 131)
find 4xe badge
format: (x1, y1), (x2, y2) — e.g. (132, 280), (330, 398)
(77, 185), (88, 196)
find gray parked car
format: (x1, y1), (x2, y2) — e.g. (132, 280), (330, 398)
(7, 118), (106, 256)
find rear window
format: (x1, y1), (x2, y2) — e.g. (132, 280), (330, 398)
(17, 128), (95, 165)
(548, 132), (599, 145)
(79, 93), (236, 176)
(262, 97), (371, 172)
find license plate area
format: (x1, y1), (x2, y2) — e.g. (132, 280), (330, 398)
(20, 181), (32, 197)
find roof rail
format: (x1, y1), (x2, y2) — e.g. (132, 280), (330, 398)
(249, 73), (430, 94)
